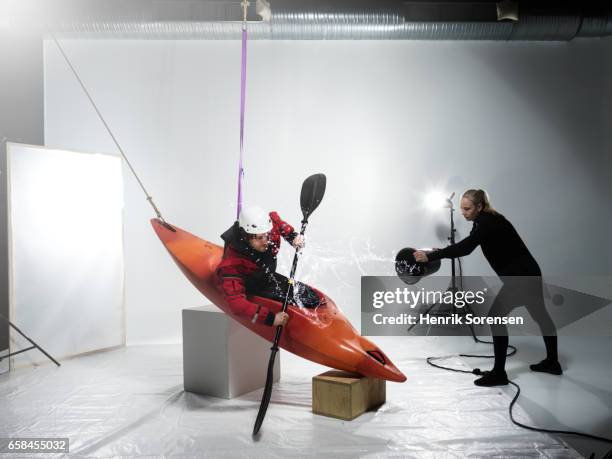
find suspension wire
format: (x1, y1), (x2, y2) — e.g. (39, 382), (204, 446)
(236, 1), (250, 219)
(49, 32), (167, 224)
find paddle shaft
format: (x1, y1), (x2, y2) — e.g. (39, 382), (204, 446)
(253, 172), (325, 436)
(272, 220), (307, 346)
(253, 220), (308, 435)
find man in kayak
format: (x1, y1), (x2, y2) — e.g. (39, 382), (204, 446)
(217, 206), (318, 327)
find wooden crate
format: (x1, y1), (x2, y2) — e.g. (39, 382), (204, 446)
(312, 370), (386, 420)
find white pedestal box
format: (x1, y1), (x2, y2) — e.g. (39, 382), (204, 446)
(182, 305), (280, 399)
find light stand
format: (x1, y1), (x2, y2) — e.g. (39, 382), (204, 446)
(407, 192), (464, 333)
(447, 192), (459, 301)
(0, 314), (60, 367)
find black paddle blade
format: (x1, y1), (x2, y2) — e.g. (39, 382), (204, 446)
(252, 348), (279, 436)
(300, 173), (326, 220)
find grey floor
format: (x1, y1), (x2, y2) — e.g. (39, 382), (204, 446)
(0, 336), (610, 458)
(444, 335), (612, 459)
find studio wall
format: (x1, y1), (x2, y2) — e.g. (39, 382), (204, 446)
(43, 38), (612, 343)
(0, 31), (44, 370)
(604, 38), (612, 277)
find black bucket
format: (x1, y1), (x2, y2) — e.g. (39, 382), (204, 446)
(395, 247), (441, 285)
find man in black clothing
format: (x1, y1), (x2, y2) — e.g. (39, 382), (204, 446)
(414, 189), (562, 387)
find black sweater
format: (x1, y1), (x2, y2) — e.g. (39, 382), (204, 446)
(427, 211), (541, 277)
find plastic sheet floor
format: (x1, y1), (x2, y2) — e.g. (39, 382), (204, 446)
(1, 336), (607, 458)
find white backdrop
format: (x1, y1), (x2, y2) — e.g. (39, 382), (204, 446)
(7, 143), (124, 366)
(43, 38), (612, 344)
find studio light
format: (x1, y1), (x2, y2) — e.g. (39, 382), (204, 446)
(423, 190), (449, 210)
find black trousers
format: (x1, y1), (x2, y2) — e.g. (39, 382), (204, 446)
(488, 276), (556, 337)
(488, 276), (558, 372)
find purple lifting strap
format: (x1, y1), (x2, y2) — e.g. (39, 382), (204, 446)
(237, 26), (248, 220)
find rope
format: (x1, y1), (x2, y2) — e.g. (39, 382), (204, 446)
(49, 32), (167, 224)
(237, 1), (250, 219)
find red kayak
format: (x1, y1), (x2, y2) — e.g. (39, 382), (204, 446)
(151, 218), (406, 383)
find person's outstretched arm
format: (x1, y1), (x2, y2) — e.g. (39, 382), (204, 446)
(427, 220), (491, 261)
(427, 235), (479, 261)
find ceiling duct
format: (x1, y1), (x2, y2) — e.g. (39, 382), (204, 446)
(1, 0), (611, 41)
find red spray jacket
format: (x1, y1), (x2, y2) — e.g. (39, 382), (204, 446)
(216, 212), (298, 326)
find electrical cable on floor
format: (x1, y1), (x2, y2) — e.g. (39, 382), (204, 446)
(427, 346), (612, 457)
(426, 257), (612, 458)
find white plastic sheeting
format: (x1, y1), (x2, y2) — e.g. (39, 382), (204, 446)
(6, 143), (125, 368)
(0, 338), (580, 458)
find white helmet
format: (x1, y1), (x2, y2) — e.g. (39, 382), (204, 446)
(238, 206), (272, 234)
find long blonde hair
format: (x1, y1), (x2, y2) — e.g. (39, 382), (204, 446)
(462, 189), (498, 214)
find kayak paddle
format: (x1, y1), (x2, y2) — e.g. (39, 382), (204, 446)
(252, 173), (327, 436)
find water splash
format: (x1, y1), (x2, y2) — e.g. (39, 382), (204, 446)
(272, 237), (400, 322)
